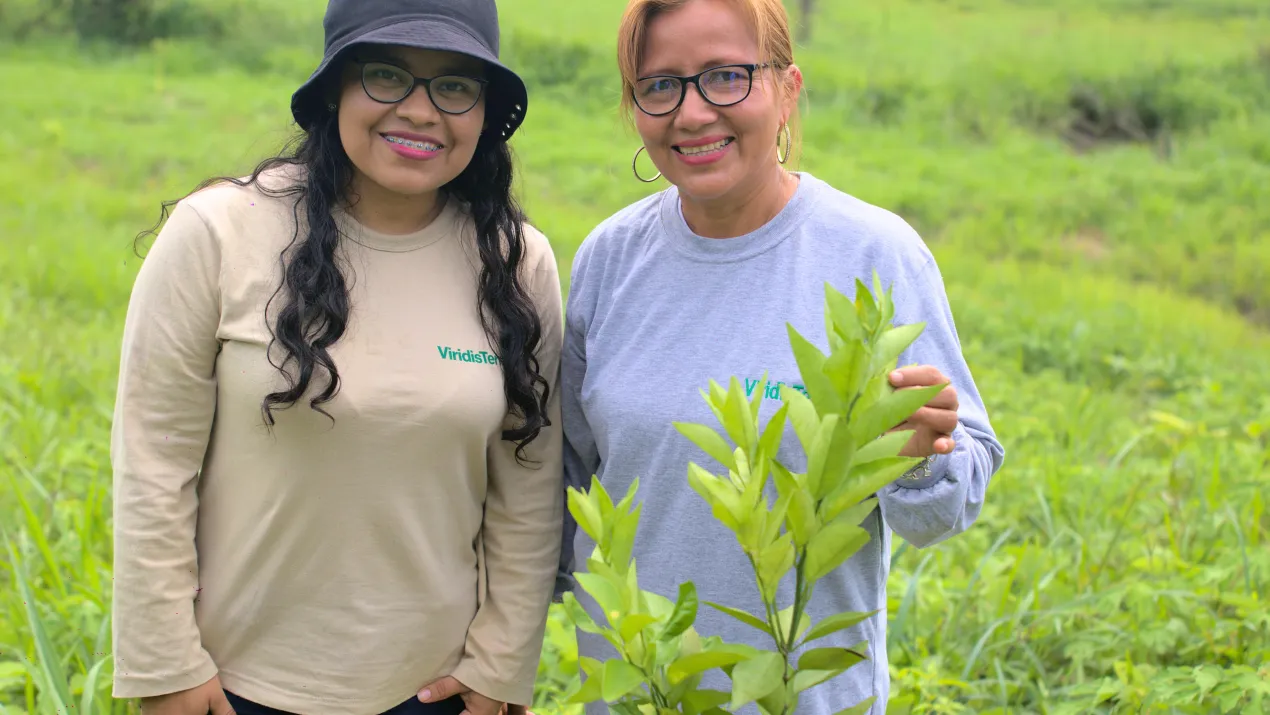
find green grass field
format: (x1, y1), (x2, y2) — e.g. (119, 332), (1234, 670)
(1, 0), (1268, 713)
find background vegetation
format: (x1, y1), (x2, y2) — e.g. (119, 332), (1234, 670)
(0, 0), (1267, 713)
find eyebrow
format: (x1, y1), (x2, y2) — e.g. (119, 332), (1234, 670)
(640, 58), (749, 77)
(364, 53), (485, 77)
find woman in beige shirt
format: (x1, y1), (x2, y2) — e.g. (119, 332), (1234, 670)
(109, 1), (562, 714)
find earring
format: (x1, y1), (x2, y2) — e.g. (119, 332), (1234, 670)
(328, 103), (337, 112)
(776, 124), (793, 165)
(632, 145), (661, 183)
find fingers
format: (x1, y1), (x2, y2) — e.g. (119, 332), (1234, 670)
(209, 689), (236, 715)
(908, 406), (959, 434)
(933, 435), (956, 454)
(461, 693), (503, 715)
(418, 676), (468, 703)
(890, 366), (948, 388)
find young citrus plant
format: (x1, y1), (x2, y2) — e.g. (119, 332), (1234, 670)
(562, 274), (944, 714)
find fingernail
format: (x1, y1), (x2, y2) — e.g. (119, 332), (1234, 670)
(419, 690), (430, 701)
(890, 371), (903, 385)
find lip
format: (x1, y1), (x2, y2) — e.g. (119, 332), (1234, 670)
(673, 135), (732, 149)
(381, 132), (445, 161)
(671, 136), (735, 166)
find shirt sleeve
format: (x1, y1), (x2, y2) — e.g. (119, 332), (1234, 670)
(111, 200), (222, 698)
(452, 241), (566, 706)
(877, 257), (1006, 549)
(553, 275), (601, 600)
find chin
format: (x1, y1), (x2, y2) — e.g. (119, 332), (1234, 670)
(669, 170), (743, 203)
(365, 166), (449, 198)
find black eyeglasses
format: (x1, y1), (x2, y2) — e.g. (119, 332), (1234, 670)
(633, 63), (773, 116)
(355, 60), (488, 115)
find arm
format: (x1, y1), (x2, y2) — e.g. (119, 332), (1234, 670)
(554, 280), (601, 600)
(452, 247), (566, 706)
(111, 201), (222, 698)
(877, 258), (1005, 548)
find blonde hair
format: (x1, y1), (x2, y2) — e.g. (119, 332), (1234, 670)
(616, 0), (802, 161)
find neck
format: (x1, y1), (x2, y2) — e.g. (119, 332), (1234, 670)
(680, 164), (798, 239)
(345, 171), (443, 235)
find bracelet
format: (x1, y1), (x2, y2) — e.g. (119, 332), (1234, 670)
(900, 455), (934, 481)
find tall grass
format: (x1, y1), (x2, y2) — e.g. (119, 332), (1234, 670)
(1, 0), (1268, 713)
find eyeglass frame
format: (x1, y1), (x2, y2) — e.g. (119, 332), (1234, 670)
(632, 62), (775, 117)
(352, 59), (490, 115)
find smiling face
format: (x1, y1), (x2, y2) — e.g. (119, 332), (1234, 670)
(335, 44), (488, 203)
(632, 0), (800, 204)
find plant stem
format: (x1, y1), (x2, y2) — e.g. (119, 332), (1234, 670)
(786, 556), (808, 652)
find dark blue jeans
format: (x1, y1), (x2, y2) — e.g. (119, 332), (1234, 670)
(224, 690), (465, 715)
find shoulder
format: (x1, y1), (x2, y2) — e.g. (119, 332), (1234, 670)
(571, 190), (666, 274)
(178, 163), (302, 219)
(797, 173), (935, 274)
(519, 220), (559, 277)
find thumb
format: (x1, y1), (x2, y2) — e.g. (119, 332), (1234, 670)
(418, 675), (469, 703)
(209, 689), (236, 715)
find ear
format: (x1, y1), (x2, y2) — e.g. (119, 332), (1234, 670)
(785, 63), (804, 107)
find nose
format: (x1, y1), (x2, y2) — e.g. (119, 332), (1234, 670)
(395, 83), (442, 125)
(672, 81), (719, 131)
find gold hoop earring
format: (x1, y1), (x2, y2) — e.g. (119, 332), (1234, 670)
(776, 124), (793, 165)
(632, 146), (661, 183)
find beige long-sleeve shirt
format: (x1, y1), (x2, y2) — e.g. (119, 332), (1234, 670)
(110, 168), (564, 714)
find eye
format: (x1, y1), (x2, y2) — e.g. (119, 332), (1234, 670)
(641, 78), (678, 95)
(437, 79), (477, 94)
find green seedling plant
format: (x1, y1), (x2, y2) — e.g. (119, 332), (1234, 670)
(562, 274), (945, 714)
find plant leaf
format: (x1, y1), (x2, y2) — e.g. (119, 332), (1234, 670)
(825, 282), (863, 343)
(682, 690), (731, 714)
(729, 652), (786, 709)
(803, 610), (879, 645)
(601, 659), (645, 702)
(758, 402), (789, 459)
(704, 601), (774, 636)
(787, 323), (842, 416)
(608, 505), (642, 574)
(782, 384), (821, 452)
(724, 377), (757, 452)
(850, 431), (913, 467)
(854, 278), (880, 334)
(869, 322), (925, 377)
(792, 668), (842, 694)
(787, 487), (818, 548)
(661, 582), (699, 640)
(804, 516), (871, 582)
(674, 422), (738, 471)
(668, 646), (756, 685)
(687, 463), (743, 534)
(849, 383), (946, 445)
(619, 613), (659, 643)
(798, 645), (869, 671)
(835, 696), (878, 715)
(777, 604), (811, 645)
(567, 483), (604, 545)
(757, 534), (796, 601)
(575, 572), (623, 621)
(749, 371), (769, 420)
(805, 414), (840, 499)
(565, 665), (605, 704)
(563, 592), (604, 634)
(823, 456), (921, 521)
(824, 337), (867, 402)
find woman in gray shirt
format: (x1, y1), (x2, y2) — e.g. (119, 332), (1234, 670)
(557, 0), (1005, 712)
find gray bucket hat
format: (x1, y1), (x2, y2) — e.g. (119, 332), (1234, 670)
(291, 0), (528, 141)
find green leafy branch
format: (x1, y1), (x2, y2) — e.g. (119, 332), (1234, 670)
(563, 273), (937, 714)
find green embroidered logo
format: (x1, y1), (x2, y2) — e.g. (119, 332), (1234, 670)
(745, 377), (808, 401)
(437, 346), (500, 365)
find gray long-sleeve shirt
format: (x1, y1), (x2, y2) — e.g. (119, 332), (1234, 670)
(558, 172), (1005, 714)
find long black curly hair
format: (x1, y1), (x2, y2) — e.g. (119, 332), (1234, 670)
(136, 66), (551, 462)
